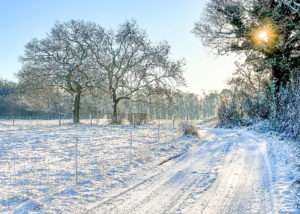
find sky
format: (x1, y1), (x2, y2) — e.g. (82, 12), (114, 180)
(0, 0), (236, 95)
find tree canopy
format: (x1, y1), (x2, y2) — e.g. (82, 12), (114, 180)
(89, 20), (185, 123)
(193, 0), (300, 89)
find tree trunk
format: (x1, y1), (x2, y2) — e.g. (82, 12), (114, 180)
(272, 67), (283, 93)
(111, 91), (129, 124)
(271, 55), (291, 92)
(112, 101), (118, 124)
(73, 92), (81, 124)
(111, 89), (119, 124)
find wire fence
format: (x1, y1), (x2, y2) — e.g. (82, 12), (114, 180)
(0, 118), (198, 213)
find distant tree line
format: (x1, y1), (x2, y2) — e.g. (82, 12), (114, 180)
(0, 79), (25, 118)
(0, 79), (71, 119)
(0, 78), (220, 121)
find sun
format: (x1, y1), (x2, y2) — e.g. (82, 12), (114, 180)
(250, 23), (278, 49)
(258, 31), (269, 42)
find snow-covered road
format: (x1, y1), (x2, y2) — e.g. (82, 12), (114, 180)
(89, 128), (298, 214)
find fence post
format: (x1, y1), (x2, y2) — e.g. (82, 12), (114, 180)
(172, 116), (175, 129)
(90, 114), (92, 126)
(130, 131), (133, 162)
(172, 116), (175, 148)
(75, 137), (78, 185)
(12, 117), (15, 126)
(8, 157), (11, 210)
(133, 115), (135, 128)
(157, 120), (160, 143)
(59, 115), (61, 126)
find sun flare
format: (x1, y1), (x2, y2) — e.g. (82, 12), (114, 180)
(251, 23), (278, 49)
(258, 31), (268, 42)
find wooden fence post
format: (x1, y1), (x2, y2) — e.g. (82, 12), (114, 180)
(75, 137), (78, 185)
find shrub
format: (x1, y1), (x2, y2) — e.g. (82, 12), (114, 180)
(270, 77), (300, 140)
(217, 98), (243, 127)
(181, 123), (199, 137)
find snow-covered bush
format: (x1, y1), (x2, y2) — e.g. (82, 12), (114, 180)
(270, 77), (300, 140)
(217, 96), (243, 127)
(181, 123), (199, 137)
(217, 63), (272, 128)
(218, 73), (299, 140)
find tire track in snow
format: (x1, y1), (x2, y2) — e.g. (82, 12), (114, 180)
(89, 128), (278, 214)
(101, 154), (207, 213)
(196, 135), (241, 213)
(198, 131), (275, 214)
(88, 140), (219, 213)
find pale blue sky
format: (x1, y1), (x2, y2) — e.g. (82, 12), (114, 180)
(0, 0), (235, 94)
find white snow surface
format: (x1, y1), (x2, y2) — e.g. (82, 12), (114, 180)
(0, 119), (299, 213)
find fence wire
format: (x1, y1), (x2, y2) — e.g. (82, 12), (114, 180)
(0, 118), (199, 213)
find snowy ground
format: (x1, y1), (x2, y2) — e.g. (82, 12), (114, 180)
(0, 119), (299, 213)
(0, 119), (195, 213)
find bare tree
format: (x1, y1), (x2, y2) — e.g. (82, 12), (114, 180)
(90, 20), (185, 123)
(19, 20), (100, 123)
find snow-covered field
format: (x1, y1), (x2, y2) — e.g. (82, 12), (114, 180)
(0, 119), (195, 213)
(0, 119), (299, 213)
